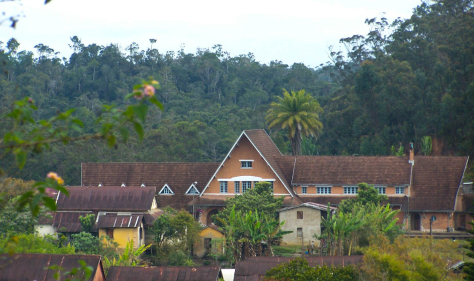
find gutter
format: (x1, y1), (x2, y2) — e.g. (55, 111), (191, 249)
(453, 156), (470, 211)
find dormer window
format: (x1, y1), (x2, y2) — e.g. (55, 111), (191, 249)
(186, 184), (200, 195)
(159, 184), (174, 195)
(121, 183), (126, 187)
(98, 183), (102, 187)
(240, 160), (253, 169)
(141, 183), (146, 187)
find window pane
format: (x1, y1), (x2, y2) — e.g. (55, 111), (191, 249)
(297, 211), (303, 219)
(302, 186), (307, 194)
(242, 181), (251, 192)
(220, 181), (228, 193)
(235, 182), (240, 193)
(297, 228), (303, 238)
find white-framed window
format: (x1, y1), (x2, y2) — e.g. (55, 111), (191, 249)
(220, 181), (228, 193)
(317, 187), (332, 194)
(375, 187), (386, 194)
(396, 187), (405, 194)
(234, 182), (240, 194)
(159, 184), (174, 195)
(185, 184), (200, 195)
(241, 161), (253, 169)
(301, 186), (307, 194)
(242, 181), (251, 192)
(344, 186), (358, 194)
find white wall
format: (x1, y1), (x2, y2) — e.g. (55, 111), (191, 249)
(279, 207), (321, 246)
(35, 225), (57, 238)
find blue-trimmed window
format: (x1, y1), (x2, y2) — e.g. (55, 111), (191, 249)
(344, 187), (358, 194)
(234, 182), (240, 193)
(220, 181), (228, 193)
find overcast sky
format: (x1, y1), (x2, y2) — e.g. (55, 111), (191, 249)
(2, 0), (421, 67)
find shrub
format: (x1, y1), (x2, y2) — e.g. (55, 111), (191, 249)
(168, 250), (195, 266)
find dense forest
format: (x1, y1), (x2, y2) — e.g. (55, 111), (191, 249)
(1, 0), (473, 184)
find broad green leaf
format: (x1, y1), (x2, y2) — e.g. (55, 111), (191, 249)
(119, 127), (129, 142)
(133, 122), (144, 141)
(133, 104), (148, 123)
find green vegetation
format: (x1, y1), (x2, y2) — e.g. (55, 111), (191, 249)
(103, 239), (151, 274)
(361, 235), (464, 281)
(0, 234), (75, 254)
(319, 184), (401, 256)
(215, 183), (291, 264)
(214, 182), (284, 222)
(264, 257), (359, 281)
(78, 214), (96, 233)
(272, 245), (301, 257)
(2, 0), (474, 185)
(151, 207), (201, 264)
(266, 89), (323, 155)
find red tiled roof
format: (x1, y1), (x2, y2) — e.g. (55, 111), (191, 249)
(234, 256), (363, 281)
(81, 162), (219, 211)
(56, 186), (156, 211)
(0, 254), (104, 281)
(244, 130), (294, 196)
(273, 156), (296, 188)
(106, 266), (221, 281)
(410, 156), (468, 211)
(291, 156), (411, 185)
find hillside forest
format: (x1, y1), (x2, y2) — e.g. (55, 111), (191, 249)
(1, 0), (473, 184)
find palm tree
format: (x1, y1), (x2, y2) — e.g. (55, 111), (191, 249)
(266, 89), (323, 155)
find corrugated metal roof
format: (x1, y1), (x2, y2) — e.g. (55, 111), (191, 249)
(97, 214), (143, 228)
(0, 254), (104, 281)
(278, 202), (338, 212)
(38, 211), (96, 233)
(234, 256), (363, 281)
(56, 186), (156, 211)
(106, 266), (221, 281)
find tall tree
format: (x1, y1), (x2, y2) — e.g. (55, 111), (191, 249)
(266, 89), (323, 155)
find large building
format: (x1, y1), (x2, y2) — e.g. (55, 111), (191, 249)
(81, 129), (470, 232)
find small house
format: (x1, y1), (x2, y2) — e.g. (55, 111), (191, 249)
(35, 186), (159, 249)
(194, 224), (225, 258)
(277, 203), (337, 246)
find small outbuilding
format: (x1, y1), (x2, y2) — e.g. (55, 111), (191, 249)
(277, 202), (337, 246)
(194, 224), (225, 258)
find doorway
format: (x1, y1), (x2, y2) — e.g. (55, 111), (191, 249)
(412, 213), (421, 231)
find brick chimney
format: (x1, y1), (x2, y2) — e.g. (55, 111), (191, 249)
(409, 142), (414, 164)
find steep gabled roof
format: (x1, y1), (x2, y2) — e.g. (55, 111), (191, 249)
(0, 254), (104, 281)
(201, 130), (294, 197)
(291, 156), (411, 185)
(81, 162), (219, 210)
(107, 266), (221, 281)
(56, 186), (156, 211)
(410, 156), (468, 211)
(244, 130), (292, 191)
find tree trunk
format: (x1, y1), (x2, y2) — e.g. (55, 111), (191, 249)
(291, 130), (302, 156)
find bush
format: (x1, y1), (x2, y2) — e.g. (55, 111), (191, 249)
(264, 257), (359, 281)
(203, 260), (211, 266)
(0, 234), (75, 254)
(168, 250), (195, 266)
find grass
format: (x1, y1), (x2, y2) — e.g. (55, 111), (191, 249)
(273, 245), (302, 257)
